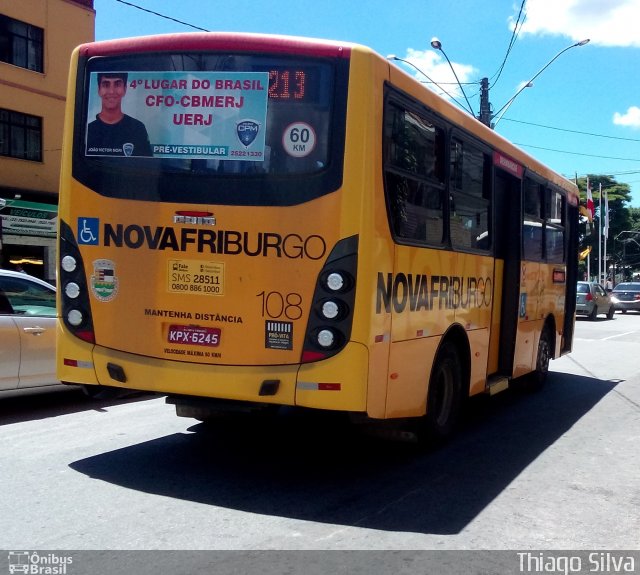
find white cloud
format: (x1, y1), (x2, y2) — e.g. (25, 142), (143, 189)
(613, 106), (640, 128)
(397, 48), (477, 105)
(514, 0), (640, 47)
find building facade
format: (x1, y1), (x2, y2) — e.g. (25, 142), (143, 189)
(0, 0), (94, 282)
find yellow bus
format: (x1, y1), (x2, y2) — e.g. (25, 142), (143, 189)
(57, 33), (578, 441)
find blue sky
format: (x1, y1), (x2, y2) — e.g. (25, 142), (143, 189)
(94, 0), (640, 206)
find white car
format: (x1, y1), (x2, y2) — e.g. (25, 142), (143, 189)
(0, 269), (66, 397)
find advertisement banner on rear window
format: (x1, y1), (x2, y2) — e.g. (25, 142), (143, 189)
(85, 71), (269, 160)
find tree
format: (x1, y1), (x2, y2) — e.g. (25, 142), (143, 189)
(618, 207), (640, 277)
(627, 207), (640, 231)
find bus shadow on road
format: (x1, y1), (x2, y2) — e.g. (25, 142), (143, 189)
(0, 388), (158, 426)
(69, 372), (616, 535)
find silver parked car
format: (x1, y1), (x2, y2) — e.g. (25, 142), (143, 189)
(0, 269), (66, 397)
(610, 282), (640, 313)
(576, 281), (615, 320)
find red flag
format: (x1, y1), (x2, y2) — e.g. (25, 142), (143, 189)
(586, 177), (595, 221)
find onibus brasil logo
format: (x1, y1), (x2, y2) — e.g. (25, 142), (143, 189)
(7, 552), (73, 574)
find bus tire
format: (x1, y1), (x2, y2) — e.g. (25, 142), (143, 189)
(520, 325), (553, 392)
(419, 341), (463, 443)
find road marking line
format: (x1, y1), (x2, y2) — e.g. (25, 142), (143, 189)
(602, 330), (637, 341)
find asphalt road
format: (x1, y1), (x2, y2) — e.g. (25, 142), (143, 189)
(1, 312), (639, 559)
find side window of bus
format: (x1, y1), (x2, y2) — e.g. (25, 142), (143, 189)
(450, 138), (491, 252)
(383, 101), (445, 245)
(545, 187), (565, 263)
(523, 178), (544, 261)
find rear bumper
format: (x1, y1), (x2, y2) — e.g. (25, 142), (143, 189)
(613, 301), (640, 311)
(575, 303), (594, 315)
(61, 341), (369, 413)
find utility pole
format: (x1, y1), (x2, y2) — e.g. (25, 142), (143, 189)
(479, 77), (491, 127)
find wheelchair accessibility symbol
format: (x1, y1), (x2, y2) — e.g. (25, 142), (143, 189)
(77, 217), (99, 245)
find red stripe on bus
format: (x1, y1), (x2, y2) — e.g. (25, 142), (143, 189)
(79, 33), (352, 59)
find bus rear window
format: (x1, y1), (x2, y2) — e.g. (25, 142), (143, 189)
(73, 52), (347, 206)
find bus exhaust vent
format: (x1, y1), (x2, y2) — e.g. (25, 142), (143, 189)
(107, 362), (127, 383)
(259, 380), (280, 396)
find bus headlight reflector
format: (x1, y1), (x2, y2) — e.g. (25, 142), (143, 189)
(67, 309), (83, 327)
(64, 282), (80, 299)
(321, 300), (340, 319)
(317, 329), (335, 348)
(61, 255), (77, 273)
(326, 272), (345, 292)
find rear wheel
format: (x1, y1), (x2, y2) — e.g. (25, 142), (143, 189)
(521, 325), (553, 392)
(607, 305), (615, 319)
(419, 341), (463, 443)
(588, 305), (598, 321)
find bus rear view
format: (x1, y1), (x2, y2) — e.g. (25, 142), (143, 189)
(57, 33), (367, 420)
(59, 32), (578, 441)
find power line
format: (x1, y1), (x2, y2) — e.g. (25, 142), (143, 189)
(490, 0), (527, 88)
(105, 0), (639, 163)
(113, 0), (209, 32)
(504, 117), (640, 142)
(515, 143), (640, 162)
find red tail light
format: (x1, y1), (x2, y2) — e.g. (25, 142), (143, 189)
(585, 293), (593, 301)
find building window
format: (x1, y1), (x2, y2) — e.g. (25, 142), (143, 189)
(0, 108), (43, 161)
(0, 14), (44, 72)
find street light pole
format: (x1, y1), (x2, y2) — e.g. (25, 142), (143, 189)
(386, 55), (473, 112)
(429, 37), (476, 117)
(491, 82), (533, 128)
(482, 38), (590, 128)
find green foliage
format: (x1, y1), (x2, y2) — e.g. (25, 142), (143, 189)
(628, 207), (640, 232)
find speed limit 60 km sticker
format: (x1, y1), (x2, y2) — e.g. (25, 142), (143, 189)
(282, 122), (316, 158)
(168, 259), (224, 295)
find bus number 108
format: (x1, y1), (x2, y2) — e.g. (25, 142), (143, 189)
(257, 291), (303, 320)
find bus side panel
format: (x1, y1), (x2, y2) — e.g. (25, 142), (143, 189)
(513, 260), (567, 377)
(384, 246), (455, 418)
(540, 262), (568, 359)
(454, 252), (494, 395)
(513, 319), (539, 378)
(342, 47), (392, 420)
(487, 259), (504, 375)
(385, 337), (439, 418)
(390, 246), (457, 342)
(513, 262), (537, 377)
(384, 328), (490, 417)
(513, 261), (541, 377)
(466, 328), (491, 396)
